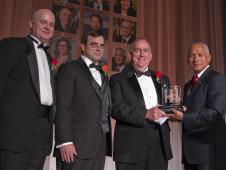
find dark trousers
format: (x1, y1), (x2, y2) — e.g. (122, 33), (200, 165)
(56, 133), (106, 170)
(184, 164), (214, 170)
(116, 126), (168, 170)
(0, 117), (51, 170)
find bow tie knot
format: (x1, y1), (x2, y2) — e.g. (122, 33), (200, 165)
(38, 43), (49, 51)
(135, 70), (151, 78)
(89, 63), (101, 71)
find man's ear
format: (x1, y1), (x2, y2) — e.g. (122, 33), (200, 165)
(208, 54), (211, 63)
(80, 43), (85, 52)
(29, 21), (33, 29)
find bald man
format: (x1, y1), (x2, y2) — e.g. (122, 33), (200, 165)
(0, 9), (55, 170)
(170, 42), (226, 170)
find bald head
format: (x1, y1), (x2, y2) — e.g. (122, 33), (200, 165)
(190, 42), (210, 54)
(130, 38), (151, 53)
(29, 9), (55, 43)
(32, 9), (55, 21)
(188, 42), (211, 74)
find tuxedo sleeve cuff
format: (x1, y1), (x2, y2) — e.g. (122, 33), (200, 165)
(56, 142), (73, 148)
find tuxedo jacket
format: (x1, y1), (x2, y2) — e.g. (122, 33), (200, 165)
(182, 67), (226, 165)
(54, 58), (112, 159)
(114, 35), (135, 44)
(0, 36), (55, 153)
(110, 65), (173, 164)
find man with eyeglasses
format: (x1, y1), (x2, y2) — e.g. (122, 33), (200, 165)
(54, 30), (112, 170)
(110, 38), (172, 170)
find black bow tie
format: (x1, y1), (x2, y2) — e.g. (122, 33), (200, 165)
(38, 43), (49, 51)
(89, 63), (101, 71)
(135, 70), (151, 78)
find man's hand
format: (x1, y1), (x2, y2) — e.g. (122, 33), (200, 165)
(59, 144), (77, 163)
(168, 109), (184, 121)
(145, 106), (167, 121)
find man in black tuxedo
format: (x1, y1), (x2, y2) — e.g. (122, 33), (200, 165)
(0, 9), (55, 170)
(171, 42), (226, 170)
(110, 38), (173, 170)
(55, 30), (112, 170)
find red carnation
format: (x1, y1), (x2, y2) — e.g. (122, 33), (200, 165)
(155, 71), (163, 82)
(101, 64), (108, 76)
(52, 57), (57, 65)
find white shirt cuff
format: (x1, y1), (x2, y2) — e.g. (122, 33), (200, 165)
(56, 142), (73, 148)
(154, 117), (168, 125)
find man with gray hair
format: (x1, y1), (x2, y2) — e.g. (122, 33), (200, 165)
(170, 42), (226, 170)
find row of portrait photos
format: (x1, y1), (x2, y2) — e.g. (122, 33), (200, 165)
(50, 0), (137, 71)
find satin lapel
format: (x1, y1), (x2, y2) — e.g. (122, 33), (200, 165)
(26, 37), (40, 98)
(127, 74), (146, 108)
(78, 58), (102, 99)
(184, 67), (212, 105)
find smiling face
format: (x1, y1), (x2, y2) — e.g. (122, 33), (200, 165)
(131, 39), (152, 72)
(188, 43), (211, 74)
(29, 9), (55, 43)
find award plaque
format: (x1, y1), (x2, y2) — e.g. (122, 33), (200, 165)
(159, 85), (183, 113)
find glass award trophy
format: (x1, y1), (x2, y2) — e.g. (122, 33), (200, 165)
(159, 85), (183, 113)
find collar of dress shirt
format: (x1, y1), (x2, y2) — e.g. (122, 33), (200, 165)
(196, 65), (209, 78)
(135, 67), (149, 76)
(30, 34), (48, 47)
(81, 55), (97, 67)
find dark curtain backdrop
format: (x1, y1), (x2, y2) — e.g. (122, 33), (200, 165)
(0, 0), (225, 170)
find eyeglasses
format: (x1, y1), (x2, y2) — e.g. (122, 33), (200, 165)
(88, 43), (105, 50)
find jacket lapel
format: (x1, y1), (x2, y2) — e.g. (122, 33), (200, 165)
(126, 66), (146, 108)
(78, 58), (102, 99)
(25, 37), (40, 98)
(184, 67), (212, 106)
(187, 67), (212, 96)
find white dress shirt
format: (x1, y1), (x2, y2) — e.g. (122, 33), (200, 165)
(31, 35), (53, 106)
(136, 70), (158, 109)
(82, 55), (102, 86)
(136, 68), (167, 125)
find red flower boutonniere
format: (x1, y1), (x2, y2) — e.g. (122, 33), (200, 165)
(51, 57), (58, 72)
(101, 64), (108, 76)
(155, 71), (163, 83)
